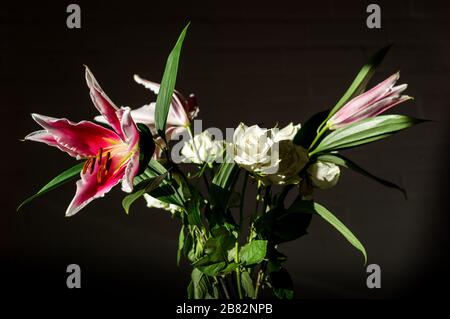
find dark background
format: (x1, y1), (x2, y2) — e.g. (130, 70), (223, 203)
(2, 0), (449, 301)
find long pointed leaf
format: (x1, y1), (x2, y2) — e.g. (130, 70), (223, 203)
(17, 162), (84, 211)
(317, 153), (407, 198)
(311, 115), (423, 155)
(210, 163), (240, 209)
(288, 200), (367, 264)
(314, 202), (367, 264)
(155, 23), (190, 137)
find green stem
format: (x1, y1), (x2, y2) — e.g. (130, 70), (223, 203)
(253, 261), (267, 299)
(308, 123), (329, 152)
(218, 277), (230, 299)
(239, 171), (249, 232)
(235, 242), (243, 299)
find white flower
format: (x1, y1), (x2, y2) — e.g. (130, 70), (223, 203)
(144, 194), (182, 214)
(307, 161), (341, 189)
(271, 123), (301, 142)
(181, 131), (224, 164)
(263, 140), (308, 185)
(233, 123), (280, 174)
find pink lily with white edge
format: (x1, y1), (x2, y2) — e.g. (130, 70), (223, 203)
(327, 72), (413, 130)
(25, 67), (140, 217)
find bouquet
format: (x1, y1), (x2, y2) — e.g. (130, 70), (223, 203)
(19, 24), (424, 299)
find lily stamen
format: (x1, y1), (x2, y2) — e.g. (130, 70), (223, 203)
(82, 158), (91, 174)
(97, 147), (103, 165)
(105, 152), (112, 172)
(90, 156), (96, 174)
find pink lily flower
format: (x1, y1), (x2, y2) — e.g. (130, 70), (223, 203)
(327, 72), (412, 130)
(25, 67), (140, 217)
(94, 75), (198, 158)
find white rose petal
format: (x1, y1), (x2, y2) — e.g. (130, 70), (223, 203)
(272, 123), (301, 142)
(307, 161), (341, 190)
(233, 123), (280, 174)
(264, 140), (308, 185)
(181, 131), (224, 164)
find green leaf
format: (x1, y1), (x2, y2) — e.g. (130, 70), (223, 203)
(177, 225), (185, 266)
(270, 268), (294, 299)
(185, 196), (203, 226)
(219, 262), (240, 275)
(317, 153), (407, 198)
(122, 173), (167, 214)
(187, 234), (204, 263)
(189, 268), (209, 299)
(155, 23), (190, 137)
(193, 226), (236, 267)
(311, 115), (424, 155)
(326, 45), (392, 122)
(298, 201), (367, 264)
(135, 160), (184, 207)
(241, 271), (255, 298)
(197, 262), (226, 276)
(210, 163), (240, 208)
(134, 159), (166, 184)
(17, 162), (84, 211)
(239, 240), (267, 265)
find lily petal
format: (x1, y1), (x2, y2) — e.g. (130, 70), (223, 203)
(133, 74), (190, 126)
(31, 113), (122, 158)
(65, 156), (126, 217)
(85, 66), (124, 138)
(330, 72), (400, 125)
(118, 107), (140, 147)
(121, 151), (140, 193)
(25, 130), (81, 158)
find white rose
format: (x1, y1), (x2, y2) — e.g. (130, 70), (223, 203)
(233, 123), (280, 174)
(144, 194), (182, 214)
(264, 140), (308, 185)
(181, 131), (224, 164)
(272, 123), (301, 142)
(307, 161), (341, 189)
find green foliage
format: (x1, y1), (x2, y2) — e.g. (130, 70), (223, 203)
(290, 200), (367, 264)
(17, 162), (84, 211)
(210, 163), (240, 210)
(241, 271), (255, 298)
(239, 240), (267, 266)
(193, 226), (236, 269)
(177, 225), (185, 266)
(122, 173), (167, 214)
(269, 268), (294, 299)
(155, 23), (190, 137)
(187, 268), (217, 299)
(135, 159), (184, 207)
(311, 115), (424, 155)
(317, 153), (407, 197)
